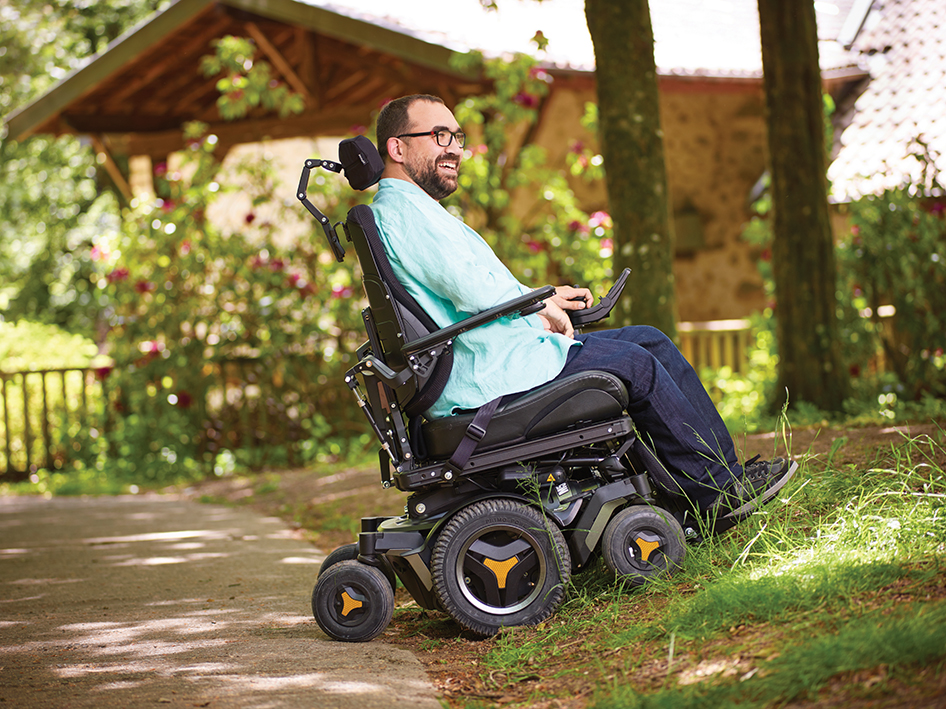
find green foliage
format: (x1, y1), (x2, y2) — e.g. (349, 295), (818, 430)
(91, 116), (370, 483)
(448, 50), (613, 293)
(1, 0), (165, 333)
(0, 320), (102, 372)
(837, 177), (946, 400)
(200, 36), (305, 120)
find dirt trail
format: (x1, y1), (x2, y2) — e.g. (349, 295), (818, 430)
(0, 495), (439, 709)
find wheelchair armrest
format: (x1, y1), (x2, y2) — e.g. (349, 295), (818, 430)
(402, 285), (555, 358)
(569, 268), (631, 328)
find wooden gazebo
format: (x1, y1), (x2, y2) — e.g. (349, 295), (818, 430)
(5, 0), (488, 197)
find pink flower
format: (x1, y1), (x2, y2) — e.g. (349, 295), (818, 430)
(154, 162), (168, 177)
(180, 240), (192, 256)
(160, 199), (175, 213)
(589, 211), (612, 229)
(90, 245), (110, 262)
(269, 258), (285, 272)
(569, 141), (585, 155)
(94, 366), (113, 381)
(245, 212), (256, 225)
(135, 280), (155, 294)
(176, 390), (193, 409)
(107, 268), (129, 283)
(513, 92), (539, 109)
(526, 240), (543, 254)
(331, 284), (354, 299)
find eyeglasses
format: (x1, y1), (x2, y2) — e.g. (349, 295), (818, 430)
(396, 128), (466, 149)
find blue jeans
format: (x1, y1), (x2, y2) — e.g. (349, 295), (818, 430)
(554, 326), (741, 511)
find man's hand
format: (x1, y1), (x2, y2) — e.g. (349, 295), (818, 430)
(537, 298), (575, 339)
(550, 285), (593, 312)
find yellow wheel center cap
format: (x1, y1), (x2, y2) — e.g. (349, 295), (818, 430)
(483, 556), (520, 589)
(635, 537), (661, 562)
(340, 590), (364, 616)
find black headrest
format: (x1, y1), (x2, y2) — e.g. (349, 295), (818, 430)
(338, 136), (385, 191)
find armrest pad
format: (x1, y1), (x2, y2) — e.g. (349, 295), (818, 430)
(402, 285), (555, 357)
(569, 268), (631, 328)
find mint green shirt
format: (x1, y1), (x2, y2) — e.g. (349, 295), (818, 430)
(370, 179), (579, 418)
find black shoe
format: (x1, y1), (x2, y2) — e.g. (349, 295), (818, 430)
(707, 455), (798, 534)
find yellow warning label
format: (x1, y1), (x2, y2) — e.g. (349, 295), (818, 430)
(547, 473), (556, 482)
(635, 537), (661, 562)
(341, 590), (363, 616)
(483, 556), (520, 589)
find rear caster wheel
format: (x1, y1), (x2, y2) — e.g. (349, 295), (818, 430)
(431, 498), (570, 636)
(602, 506), (685, 586)
(319, 542), (398, 592)
(311, 560), (394, 642)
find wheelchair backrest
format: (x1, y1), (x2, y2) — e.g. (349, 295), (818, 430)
(343, 205), (454, 420)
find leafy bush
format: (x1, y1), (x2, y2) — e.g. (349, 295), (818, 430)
(0, 320), (103, 371)
(837, 183), (946, 400)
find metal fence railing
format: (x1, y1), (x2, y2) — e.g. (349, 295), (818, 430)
(0, 368), (108, 479)
(2, 321), (760, 478)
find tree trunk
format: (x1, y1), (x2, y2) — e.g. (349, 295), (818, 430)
(758, 0), (849, 410)
(585, 0), (676, 338)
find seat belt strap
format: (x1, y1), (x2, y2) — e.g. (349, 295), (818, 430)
(445, 396), (502, 478)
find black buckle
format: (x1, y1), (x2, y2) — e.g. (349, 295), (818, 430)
(466, 423), (487, 442)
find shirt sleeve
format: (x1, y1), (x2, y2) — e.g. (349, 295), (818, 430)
(379, 191), (531, 315)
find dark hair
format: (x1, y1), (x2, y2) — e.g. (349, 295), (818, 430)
(376, 94), (445, 161)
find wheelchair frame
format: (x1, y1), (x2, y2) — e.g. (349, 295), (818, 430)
(300, 137), (688, 641)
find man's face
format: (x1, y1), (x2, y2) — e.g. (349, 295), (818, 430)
(400, 101), (463, 200)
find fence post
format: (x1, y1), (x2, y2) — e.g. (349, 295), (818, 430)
(2, 376), (10, 475)
(21, 373), (32, 473)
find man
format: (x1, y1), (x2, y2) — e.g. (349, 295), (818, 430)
(369, 94), (795, 531)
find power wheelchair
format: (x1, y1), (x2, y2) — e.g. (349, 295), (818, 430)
(299, 136), (691, 642)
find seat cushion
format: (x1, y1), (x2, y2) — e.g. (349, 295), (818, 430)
(421, 371), (628, 460)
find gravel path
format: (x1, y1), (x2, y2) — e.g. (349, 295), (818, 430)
(0, 495), (439, 709)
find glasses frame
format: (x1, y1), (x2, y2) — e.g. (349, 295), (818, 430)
(396, 128), (466, 149)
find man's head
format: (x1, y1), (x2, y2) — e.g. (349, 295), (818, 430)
(376, 94), (464, 201)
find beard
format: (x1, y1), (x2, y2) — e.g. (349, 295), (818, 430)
(404, 151), (459, 201)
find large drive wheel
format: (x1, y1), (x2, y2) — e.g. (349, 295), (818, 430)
(312, 560), (394, 642)
(431, 498), (571, 636)
(602, 506), (686, 585)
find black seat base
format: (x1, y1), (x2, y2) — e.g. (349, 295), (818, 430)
(421, 371), (629, 459)
(396, 415), (634, 491)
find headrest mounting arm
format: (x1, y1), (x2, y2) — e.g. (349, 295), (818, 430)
(297, 158), (346, 262)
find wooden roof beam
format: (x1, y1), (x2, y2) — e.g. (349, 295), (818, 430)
(89, 135), (133, 203)
(244, 21), (314, 104)
(103, 105), (376, 158)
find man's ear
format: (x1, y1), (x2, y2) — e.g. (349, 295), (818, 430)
(386, 136), (406, 164)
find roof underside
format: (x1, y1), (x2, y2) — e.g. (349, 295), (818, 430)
(6, 0), (486, 158)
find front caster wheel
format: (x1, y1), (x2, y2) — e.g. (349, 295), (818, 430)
(319, 542), (398, 592)
(602, 506), (686, 586)
(311, 560), (394, 642)
(431, 498), (571, 636)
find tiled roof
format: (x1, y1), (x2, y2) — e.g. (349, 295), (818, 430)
(315, 0), (862, 78)
(829, 0), (946, 200)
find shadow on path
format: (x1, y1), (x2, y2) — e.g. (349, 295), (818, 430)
(0, 495), (439, 709)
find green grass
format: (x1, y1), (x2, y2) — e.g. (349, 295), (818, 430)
(474, 428), (946, 708)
